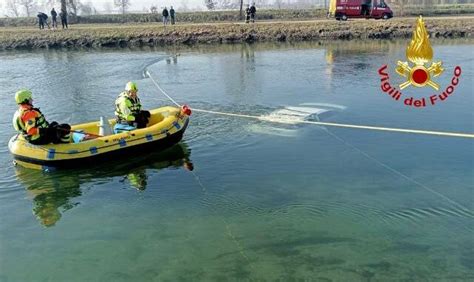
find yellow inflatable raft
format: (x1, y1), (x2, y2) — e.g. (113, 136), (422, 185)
(9, 106), (190, 170)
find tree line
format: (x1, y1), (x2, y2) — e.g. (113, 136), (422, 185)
(5, 0), (94, 17)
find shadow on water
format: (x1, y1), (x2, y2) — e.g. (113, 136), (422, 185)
(14, 142), (193, 228)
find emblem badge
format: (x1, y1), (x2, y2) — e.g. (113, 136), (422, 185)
(377, 16), (462, 107)
(396, 16), (444, 90)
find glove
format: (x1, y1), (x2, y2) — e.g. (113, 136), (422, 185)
(57, 124), (71, 131)
(142, 110), (151, 118)
(55, 124), (71, 138)
(38, 127), (47, 135)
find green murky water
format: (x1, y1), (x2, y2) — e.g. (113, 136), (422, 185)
(0, 40), (473, 281)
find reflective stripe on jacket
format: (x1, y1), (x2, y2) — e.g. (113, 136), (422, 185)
(12, 105), (49, 141)
(115, 92), (142, 122)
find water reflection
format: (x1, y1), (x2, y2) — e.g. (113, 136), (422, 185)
(241, 44), (256, 72)
(40, 51), (90, 119)
(159, 38), (472, 56)
(218, 44), (262, 100)
(15, 143), (193, 227)
(165, 56), (178, 65)
(324, 48), (334, 86)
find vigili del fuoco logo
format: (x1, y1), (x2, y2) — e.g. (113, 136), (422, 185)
(378, 16), (462, 107)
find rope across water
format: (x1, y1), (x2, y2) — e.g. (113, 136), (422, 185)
(192, 108), (474, 139)
(147, 70), (474, 139)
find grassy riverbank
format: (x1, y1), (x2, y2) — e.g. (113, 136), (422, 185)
(1, 16), (473, 50)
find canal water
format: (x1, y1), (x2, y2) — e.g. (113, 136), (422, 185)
(0, 40), (473, 281)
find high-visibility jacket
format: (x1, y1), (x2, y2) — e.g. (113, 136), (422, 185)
(13, 105), (49, 141)
(115, 92), (142, 123)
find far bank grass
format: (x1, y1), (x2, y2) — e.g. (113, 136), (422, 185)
(1, 6), (474, 27)
(0, 17), (472, 50)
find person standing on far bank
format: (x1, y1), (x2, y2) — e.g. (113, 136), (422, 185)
(37, 12), (50, 29)
(37, 12), (45, 29)
(162, 7), (169, 26)
(245, 5), (250, 23)
(51, 8), (58, 28)
(170, 6), (176, 25)
(250, 3), (257, 23)
(60, 11), (68, 29)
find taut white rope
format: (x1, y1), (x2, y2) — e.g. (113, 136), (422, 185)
(192, 109), (474, 139)
(146, 70), (181, 107)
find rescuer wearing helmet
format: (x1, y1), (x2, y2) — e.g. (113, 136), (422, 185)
(13, 89), (71, 145)
(115, 81), (150, 129)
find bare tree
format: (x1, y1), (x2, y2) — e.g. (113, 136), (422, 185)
(239, 0), (243, 19)
(80, 1), (95, 15)
(217, 0), (239, 9)
(7, 0), (21, 17)
(68, 0), (79, 15)
(150, 5), (158, 13)
(45, 0), (61, 8)
(275, 0), (283, 9)
(18, 0), (35, 17)
(205, 0), (216, 10)
(114, 0), (131, 15)
(61, 0), (67, 15)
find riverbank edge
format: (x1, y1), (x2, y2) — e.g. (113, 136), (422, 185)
(1, 17), (472, 50)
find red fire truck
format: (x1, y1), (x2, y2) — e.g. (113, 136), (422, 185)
(329, 0), (394, 20)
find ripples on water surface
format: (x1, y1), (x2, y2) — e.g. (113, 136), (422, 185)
(0, 40), (473, 281)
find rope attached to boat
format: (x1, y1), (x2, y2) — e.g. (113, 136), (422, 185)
(146, 70), (181, 108)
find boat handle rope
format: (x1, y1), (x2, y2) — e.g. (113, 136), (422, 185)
(146, 70), (181, 108)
